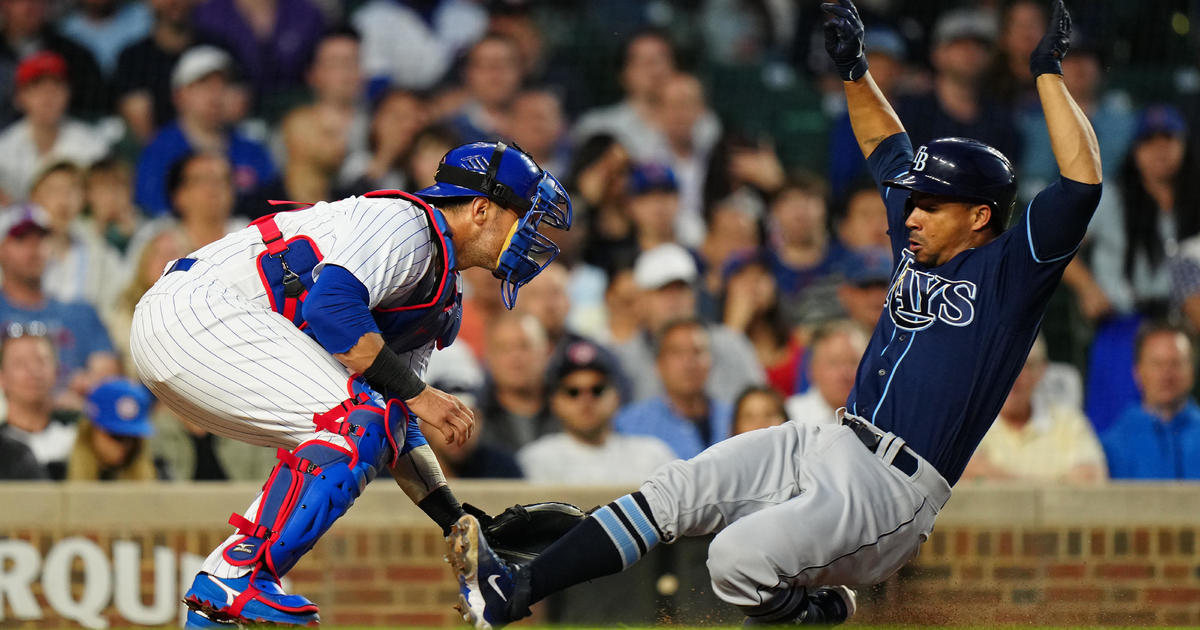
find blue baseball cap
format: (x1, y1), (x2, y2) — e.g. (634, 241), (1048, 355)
(628, 163), (678, 196)
(1134, 105), (1187, 143)
(844, 247), (894, 286)
(865, 26), (907, 61)
(86, 380), (155, 437)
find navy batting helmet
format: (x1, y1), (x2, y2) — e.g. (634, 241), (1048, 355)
(883, 137), (1017, 234)
(415, 141), (572, 309)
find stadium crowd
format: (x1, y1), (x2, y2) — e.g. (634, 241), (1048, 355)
(0, 0), (1198, 483)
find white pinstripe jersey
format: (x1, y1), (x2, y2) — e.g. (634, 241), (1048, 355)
(185, 195), (437, 311)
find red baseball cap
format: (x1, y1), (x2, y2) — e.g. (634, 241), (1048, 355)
(15, 51), (67, 89)
(0, 205), (50, 240)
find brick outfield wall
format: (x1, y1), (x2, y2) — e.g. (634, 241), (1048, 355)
(2, 482), (1199, 628)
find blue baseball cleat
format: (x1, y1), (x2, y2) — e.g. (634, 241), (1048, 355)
(446, 514), (530, 630)
(184, 608), (239, 629)
(183, 570), (320, 627)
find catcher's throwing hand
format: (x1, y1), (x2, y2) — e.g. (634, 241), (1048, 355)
(1030, 0), (1071, 77)
(406, 385), (474, 446)
(821, 0), (868, 82)
(462, 501), (590, 564)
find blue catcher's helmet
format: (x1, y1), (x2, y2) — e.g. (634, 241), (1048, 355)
(883, 137), (1017, 234)
(414, 141), (572, 309)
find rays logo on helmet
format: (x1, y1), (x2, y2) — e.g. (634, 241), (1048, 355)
(887, 252), (977, 331)
(912, 146), (929, 172)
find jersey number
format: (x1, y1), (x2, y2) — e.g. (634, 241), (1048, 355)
(913, 146), (929, 172)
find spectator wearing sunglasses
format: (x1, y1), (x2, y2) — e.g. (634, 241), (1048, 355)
(518, 340), (675, 484)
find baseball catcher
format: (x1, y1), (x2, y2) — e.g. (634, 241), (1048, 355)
(129, 141), (572, 628)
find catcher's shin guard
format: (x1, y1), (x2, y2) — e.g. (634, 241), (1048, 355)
(221, 396), (408, 577)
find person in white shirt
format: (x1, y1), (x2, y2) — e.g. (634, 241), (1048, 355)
(31, 160), (126, 312)
(0, 51), (110, 204)
(519, 339), (675, 485)
(961, 336), (1106, 483)
(785, 320), (868, 424)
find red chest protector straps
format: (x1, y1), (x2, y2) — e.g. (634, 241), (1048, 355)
(252, 214), (318, 325)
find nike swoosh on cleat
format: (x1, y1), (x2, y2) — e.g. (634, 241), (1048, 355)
(487, 574), (508, 602)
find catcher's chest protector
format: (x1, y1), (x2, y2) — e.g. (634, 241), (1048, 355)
(252, 190), (462, 354)
(365, 191), (463, 354)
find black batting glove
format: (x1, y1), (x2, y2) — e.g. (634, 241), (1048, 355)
(1030, 0), (1071, 77)
(821, 0), (869, 82)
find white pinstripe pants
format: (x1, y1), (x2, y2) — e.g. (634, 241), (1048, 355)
(130, 269), (354, 449)
(130, 268), (357, 578)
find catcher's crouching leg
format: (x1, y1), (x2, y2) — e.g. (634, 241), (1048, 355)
(185, 397), (406, 626)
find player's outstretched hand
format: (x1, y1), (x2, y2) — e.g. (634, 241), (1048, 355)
(1030, 0), (1071, 77)
(821, 0), (868, 82)
(407, 385), (475, 446)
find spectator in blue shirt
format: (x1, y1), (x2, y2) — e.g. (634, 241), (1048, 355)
(1102, 322), (1200, 479)
(135, 45), (275, 216)
(0, 207), (119, 409)
(614, 317), (732, 459)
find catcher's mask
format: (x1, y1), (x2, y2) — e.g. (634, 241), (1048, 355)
(415, 141), (572, 309)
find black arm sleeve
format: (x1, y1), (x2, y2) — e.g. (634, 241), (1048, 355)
(418, 485), (465, 535)
(362, 347), (427, 401)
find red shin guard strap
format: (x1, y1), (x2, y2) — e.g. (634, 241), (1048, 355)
(275, 449), (322, 476)
(229, 513), (272, 539)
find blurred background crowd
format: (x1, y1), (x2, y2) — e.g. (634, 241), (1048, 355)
(0, 0), (1198, 485)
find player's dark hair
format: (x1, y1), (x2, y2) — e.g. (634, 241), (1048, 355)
(1133, 320), (1195, 365)
(1119, 138), (1200, 286)
(427, 197), (477, 214)
(732, 385), (789, 427)
(652, 316), (708, 358)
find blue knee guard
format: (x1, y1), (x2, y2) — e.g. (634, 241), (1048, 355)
(222, 395), (408, 577)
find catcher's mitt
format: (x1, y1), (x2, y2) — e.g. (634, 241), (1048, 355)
(462, 501), (590, 564)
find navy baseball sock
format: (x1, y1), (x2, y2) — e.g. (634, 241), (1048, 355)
(525, 492), (664, 604)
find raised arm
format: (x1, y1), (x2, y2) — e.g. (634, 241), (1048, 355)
(1031, 0), (1102, 185)
(822, 0), (905, 159)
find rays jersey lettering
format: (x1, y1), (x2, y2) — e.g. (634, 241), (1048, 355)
(887, 252), (977, 331)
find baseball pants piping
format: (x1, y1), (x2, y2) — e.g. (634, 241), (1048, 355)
(638, 419), (951, 608)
